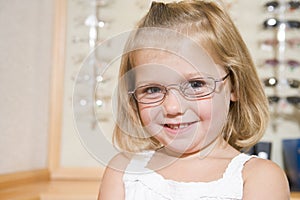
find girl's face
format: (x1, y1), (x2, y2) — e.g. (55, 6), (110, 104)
(132, 45), (235, 156)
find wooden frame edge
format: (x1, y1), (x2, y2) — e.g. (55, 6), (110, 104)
(47, 0), (106, 183)
(0, 169), (50, 190)
(47, 0), (67, 173)
(47, 0), (105, 183)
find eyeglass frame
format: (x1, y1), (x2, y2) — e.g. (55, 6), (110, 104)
(260, 38), (300, 49)
(264, 1), (300, 12)
(268, 95), (300, 105)
(263, 18), (300, 29)
(263, 77), (300, 88)
(128, 72), (231, 104)
(263, 58), (300, 69)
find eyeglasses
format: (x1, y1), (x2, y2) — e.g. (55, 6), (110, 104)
(268, 95), (300, 106)
(265, 1), (300, 12)
(128, 72), (231, 104)
(263, 77), (300, 88)
(260, 38), (300, 50)
(263, 18), (300, 29)
(263, 58), (300, 69)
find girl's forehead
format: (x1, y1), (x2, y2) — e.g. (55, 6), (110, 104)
(132, 48), (223, 77)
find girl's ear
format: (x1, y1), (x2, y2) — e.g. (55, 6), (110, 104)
(230, 90), (238, 102)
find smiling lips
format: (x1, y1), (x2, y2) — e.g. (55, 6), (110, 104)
(163, 121), (197, 133)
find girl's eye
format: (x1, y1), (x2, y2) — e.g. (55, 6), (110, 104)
(143, 86), (163, 94)
(189, 80), (207, 88)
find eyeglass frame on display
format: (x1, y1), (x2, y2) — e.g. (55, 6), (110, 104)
(260, 38), (300, 50)
(268, 95), (300, 107)
(264, 1), (300, 12)
(263, 77), (300, 88)
(262, 58), (300, 70)
(263, 18), (300, 29)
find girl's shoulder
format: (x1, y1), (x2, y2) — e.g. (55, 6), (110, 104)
(242, 157), (290, 199)
(243, 156), (287, 182)
(101, 150), (153, 179)
(98, 152), (133, 200)
(107, 152), (133, 171)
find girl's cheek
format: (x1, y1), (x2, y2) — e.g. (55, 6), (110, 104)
(140, 112), (150, 126)
(138, 106), (152, 126)
(194, 100), (213, 120)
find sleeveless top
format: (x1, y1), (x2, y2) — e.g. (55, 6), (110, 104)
(123, 151), (255, 200)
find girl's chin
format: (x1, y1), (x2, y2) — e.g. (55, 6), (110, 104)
(157, 146), (201, 158)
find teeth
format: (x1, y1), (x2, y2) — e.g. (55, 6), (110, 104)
(167, 123), (190, 129)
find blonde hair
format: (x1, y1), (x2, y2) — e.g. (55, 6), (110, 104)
(113, 0), (269, 152)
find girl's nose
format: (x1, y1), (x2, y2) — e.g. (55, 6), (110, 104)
(162, 90), (184, 116)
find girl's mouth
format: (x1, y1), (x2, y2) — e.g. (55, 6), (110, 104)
(164, 123), (193, 130)
(162, 121), (198, 135)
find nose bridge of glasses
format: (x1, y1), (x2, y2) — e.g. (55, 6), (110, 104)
(162, 83), (187, 111)
(165, 83), (185, 96)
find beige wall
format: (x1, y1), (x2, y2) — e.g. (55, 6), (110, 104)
(0, 0), (53, 174)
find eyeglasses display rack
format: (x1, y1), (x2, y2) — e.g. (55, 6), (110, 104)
(58, 0), (300, 175)
(261, 0), (300, 191)
(60, 0), (151, 167)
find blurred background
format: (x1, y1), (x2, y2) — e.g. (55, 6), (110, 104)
(0, 0), (299, 199)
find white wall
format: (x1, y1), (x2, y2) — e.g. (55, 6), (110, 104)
(0, 0), (53, 174)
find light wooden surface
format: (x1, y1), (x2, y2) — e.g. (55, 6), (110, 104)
(1, 179), (299, 200)
(0, 167), (103, 200)
(291, 192), (300, 200)
(47, 0), (67, 173)
(0, 180), (100, 200)
(0, 170), (49, 190)
(50, 167), (103, 181)
(41, 180), (100, 200)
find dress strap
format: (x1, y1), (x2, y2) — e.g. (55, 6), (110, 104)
(125, 151), (155, 173)
(223, 153), (256, 179)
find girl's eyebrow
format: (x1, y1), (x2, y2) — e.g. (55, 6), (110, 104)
(135, 80), (163, 86)
(185, 72), (208, 78)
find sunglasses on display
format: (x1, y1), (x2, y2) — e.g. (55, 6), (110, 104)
(260, 38), (300, 50)
(263, 18), (300, 29)
(263, 58), (300, 69)
(265, 1), (300, 12)
(268, 95), (300, 106)
(263, 77), (300, 88)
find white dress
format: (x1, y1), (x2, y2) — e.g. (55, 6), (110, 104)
(123, 151), (255, 200)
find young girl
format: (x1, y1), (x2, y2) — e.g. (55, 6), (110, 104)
(98, 1), (290, 199)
